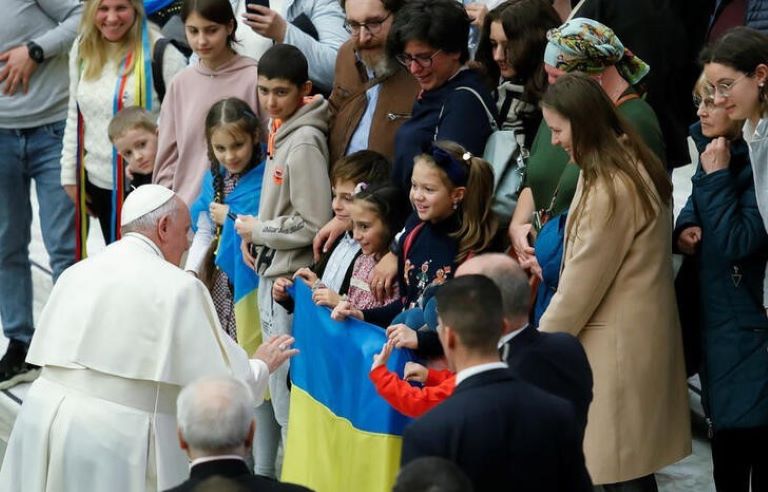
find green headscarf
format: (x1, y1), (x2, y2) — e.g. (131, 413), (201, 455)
(544, 18), (650, 85)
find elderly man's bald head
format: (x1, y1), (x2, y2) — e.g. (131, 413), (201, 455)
(456, 254), (530, 320)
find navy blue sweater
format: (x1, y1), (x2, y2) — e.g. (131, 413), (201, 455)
(392, 69), (496, 191)
(363, 212), (459, 329)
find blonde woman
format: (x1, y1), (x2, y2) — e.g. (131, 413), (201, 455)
(537, 73), (690, 491)
(60, 0), (186, 257)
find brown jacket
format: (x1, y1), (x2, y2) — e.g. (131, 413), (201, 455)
(539, 169), (691, 484)
(328, 40), (420, 166)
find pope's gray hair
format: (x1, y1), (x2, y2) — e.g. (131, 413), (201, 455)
(121, 197), (180, 235)
(176, 376), (255, 455)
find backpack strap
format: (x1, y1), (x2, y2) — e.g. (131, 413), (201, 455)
(434, 84), (499, 140)
(152, 37), (170, 103)
(402, 222), (426, 261)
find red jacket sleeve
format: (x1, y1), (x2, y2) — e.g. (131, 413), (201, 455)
(425, 368), (454, 386)
(369, 365), (455, 418)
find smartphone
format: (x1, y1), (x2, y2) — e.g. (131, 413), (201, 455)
(246, 0), (270, 10)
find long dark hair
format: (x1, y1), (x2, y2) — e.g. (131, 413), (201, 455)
(476, 0), (560, 101)
(541, 73), (672, 236)
(198, 98), (262, 289)
(205, 97), (263, 203)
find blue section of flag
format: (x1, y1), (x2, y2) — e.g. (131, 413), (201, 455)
(290, 280), (414, 435)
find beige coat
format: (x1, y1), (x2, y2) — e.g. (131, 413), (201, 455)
(539, 170), (691, 485)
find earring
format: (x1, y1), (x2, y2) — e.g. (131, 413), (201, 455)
(452, 201), (459, 210)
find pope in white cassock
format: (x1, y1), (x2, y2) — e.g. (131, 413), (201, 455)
(0, 186), (297, 492)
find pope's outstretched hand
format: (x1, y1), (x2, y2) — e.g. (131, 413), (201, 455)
(253, 334), (299, 373)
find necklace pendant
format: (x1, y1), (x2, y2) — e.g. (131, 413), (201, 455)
(731, 266), (742, 288)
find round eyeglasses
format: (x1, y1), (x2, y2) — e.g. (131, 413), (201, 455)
(344, 12), (391, 36)
(693, 95), (716, 110)
(709, 73), (750, 99)
(395, 50), (443, 69)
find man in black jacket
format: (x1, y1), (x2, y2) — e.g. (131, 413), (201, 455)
(456, 253), (593, 437)
(400, 275), (592, 492)
(165, 376), (311, 492)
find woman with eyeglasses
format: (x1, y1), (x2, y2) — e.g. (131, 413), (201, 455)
(674, 71), (768, 492)
(385, 0), (497, 193)
(701, 27), (768, 316)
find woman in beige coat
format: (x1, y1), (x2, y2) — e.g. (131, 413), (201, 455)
(537, 73), (691, 490)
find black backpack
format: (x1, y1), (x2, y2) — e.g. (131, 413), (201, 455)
(151, 14), (192, 102)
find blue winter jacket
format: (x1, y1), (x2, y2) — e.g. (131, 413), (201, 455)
(674, 121), (768, 431)
(710, 0), (768, 33)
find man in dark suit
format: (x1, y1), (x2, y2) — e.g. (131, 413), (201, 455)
(165, 376), (311, 492)
(400, 275), (592, 492)
(456, 253), (593, 436)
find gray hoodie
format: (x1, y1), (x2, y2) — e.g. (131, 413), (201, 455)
(251, 95), (333, 279)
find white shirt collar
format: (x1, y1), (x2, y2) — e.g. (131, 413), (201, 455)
(190, 454), (246, 469)
(497, 324), (528, 349)
(743, 117), (768, 143)
(122, 232), (164, 259)
(455, 361), (508, 386)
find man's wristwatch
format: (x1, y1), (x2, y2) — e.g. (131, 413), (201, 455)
(26, 41), (44, 64)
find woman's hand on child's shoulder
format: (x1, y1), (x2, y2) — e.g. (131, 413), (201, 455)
(272, 277), (293, 301)
(370, 252), (398, 301)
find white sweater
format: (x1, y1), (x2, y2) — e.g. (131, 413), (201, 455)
(743, 117), (768, 307)
(60, 38), (187, 189)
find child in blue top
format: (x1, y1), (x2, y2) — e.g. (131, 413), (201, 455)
(187, 98), (264, 346)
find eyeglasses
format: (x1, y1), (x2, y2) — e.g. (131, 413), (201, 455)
(396, 50), (443, 69)
(344, 12), (391, 36)
(693, 94), (717, 110)
(710, 73), (750, 99)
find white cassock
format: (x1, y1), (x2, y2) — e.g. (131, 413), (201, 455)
(0, 233), (269, 492)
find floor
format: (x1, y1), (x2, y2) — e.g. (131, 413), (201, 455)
(0, 163), (718, 490)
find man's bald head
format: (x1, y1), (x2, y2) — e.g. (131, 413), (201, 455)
(456, 254), (530, 321)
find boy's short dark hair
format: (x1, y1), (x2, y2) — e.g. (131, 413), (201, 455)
(330, 150), (391, 187)
(435, 275), (503, 352)
(258, 44), (309, 86)
(108, 106), (157, 143)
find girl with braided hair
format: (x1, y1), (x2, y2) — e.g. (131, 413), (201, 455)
(187, 97), (265, 348)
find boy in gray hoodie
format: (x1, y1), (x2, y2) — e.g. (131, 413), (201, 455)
(235, 43), (332, 477)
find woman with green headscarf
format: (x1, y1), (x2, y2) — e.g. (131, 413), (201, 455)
(508, 17), (665, 279)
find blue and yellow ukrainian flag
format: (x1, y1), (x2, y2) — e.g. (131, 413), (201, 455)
(190, 162), (265, 355)
(282, 280), (414, 492)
